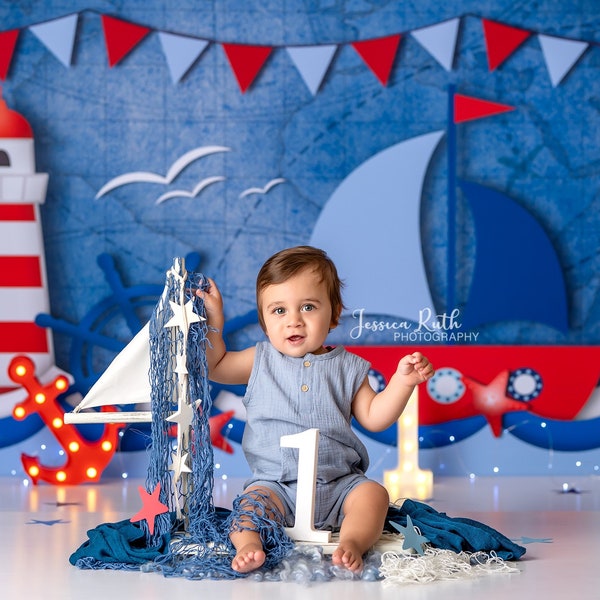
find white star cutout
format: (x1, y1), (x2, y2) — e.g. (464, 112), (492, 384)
(169, 451), (192, 482)
(175, 354), (188, 375)
(164, 300), (204, 332)
(167, 400), (195, 444)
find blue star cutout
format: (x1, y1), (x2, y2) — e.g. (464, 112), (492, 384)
(27, 519), (70, 526)
(390, 515), (430, 555)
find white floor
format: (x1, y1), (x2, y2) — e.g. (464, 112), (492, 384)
(1, 475), (599, 600)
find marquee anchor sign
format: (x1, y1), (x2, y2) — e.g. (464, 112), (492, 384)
(9, 355), (121, 485)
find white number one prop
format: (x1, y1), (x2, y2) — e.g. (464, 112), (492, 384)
(280, 428), (332, 544)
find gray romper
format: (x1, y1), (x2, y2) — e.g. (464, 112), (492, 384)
(242, 341), (373, 530)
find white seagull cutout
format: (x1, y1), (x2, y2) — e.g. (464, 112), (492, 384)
(239, 177), (286, 198)
(155, 175), (226, 204)
(95, 146), (231, 199)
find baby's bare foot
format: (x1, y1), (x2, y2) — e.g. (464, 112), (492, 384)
(331, 542), (363, 572)
(231, 542), (266, 573)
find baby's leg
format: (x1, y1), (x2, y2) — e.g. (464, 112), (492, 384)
(229, 486), (285, 573)
(332, 481), (389, 572)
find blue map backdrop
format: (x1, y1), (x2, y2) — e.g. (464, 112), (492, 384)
(0, 0), (599, 482)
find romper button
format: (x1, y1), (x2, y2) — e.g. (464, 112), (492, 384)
(301, 384), (309, 392)
(303, 360), (311, 367)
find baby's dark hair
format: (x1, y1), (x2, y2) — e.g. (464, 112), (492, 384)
(256, 245), (344, 331)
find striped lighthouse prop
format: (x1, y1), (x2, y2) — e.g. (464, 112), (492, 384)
(0, 97), (122, 485)
(0, 95), (53, 396)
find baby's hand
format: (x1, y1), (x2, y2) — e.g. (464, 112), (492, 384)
(196, 277), (224, 326)
(396, 352), (434, 384)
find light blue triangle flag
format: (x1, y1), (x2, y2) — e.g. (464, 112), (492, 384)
(538, 34), (588, 87)
(158, 32), (209, 83)
(411, 17), (460, 72)
(29, 13), (79, 67)
(287, 45), (338, 95)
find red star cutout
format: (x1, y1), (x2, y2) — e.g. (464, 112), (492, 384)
(130, 483), (169, 535)
(209, 410), (235, 453)
(464, 370), (529, 437)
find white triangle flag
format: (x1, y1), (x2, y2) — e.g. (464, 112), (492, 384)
(158, 32), (209, 83)
(287, 45), (338, 95)
(411, 17), (460, 72)
(538, 34), (588, 87)
(29, 13), (79, 67)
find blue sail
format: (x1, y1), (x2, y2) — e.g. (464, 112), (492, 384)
(459, 179), (569, 333)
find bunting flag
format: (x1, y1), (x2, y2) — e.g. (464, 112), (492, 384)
(538, 34), (589, 87)
(454, 94), (515, 123)
(29, 14), (79, 68)
(286, 45), (338, 95)
(158, 32), (209, 83)
(351, 34), (401, 85)
(222, 43), (272, 93)
(101, 15), (151, 67)
(0, 29), (19, 81)
(0, 11), (596, 91)
(411, 18), (460, 71)
(482, 19), (531, 70)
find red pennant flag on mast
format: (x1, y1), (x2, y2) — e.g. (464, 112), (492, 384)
(222, 43), (272, 93)
(351, 34), (401, 85)
(101, 15), (151, 67)
(482, 19), (531, 71)
(454, 93), (515, 123)
(0, 29), (20, 80)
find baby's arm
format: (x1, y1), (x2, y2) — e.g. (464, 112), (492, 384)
(351, 352), (434, 432)
(197, 277), (255, 385)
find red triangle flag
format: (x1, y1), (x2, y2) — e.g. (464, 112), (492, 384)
(351, 34), (401, 85)
(454, 94), (515, 123)
(101, 15), (151, 67)
(482, 19), (531, 71)
(0, 29), (20, 80)
(222, 43), (272, 93)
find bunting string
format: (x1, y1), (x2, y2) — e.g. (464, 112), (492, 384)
(2, 10), (597, 91)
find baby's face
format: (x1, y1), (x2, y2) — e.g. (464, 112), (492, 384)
(259, 268), (334, 357)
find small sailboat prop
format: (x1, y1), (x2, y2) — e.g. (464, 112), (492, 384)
(64, 257), (212, 521)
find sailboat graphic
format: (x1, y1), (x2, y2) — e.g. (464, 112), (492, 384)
(311, 88), (600, 451)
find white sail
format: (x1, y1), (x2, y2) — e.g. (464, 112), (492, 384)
(63, 322), (152, 424)
(310, 130), (444, 322)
